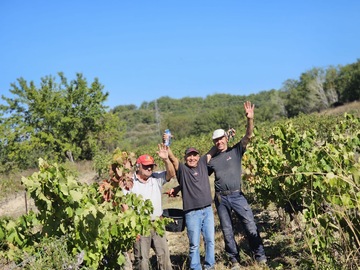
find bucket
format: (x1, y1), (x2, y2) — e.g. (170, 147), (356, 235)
(162, 208), (185, 232)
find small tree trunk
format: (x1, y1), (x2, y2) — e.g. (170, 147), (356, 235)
(66, 150), (74, 162)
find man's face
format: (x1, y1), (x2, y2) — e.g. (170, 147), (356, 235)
(213, 136), (228, 152)
(137, 164), (155, 179)
(185, 152), (200, 168)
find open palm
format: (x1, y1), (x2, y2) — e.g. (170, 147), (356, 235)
(244, 101), (255, 119)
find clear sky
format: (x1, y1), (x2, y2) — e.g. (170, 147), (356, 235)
(1, 1), (359, 109)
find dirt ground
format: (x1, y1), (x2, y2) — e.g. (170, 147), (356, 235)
(0, 171), (97, 218)
(0, 192), (35, 218)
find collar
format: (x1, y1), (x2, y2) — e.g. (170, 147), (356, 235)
(134, 173), (150, 184)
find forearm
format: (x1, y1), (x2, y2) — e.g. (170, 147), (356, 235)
(242, 117), (254, 146)
(164, 157), (176, 181)
(167, 147), (179, 170)
(173, 185), (181, 194)
(245, 117), (254, 139)
(206, 146), (218, 163)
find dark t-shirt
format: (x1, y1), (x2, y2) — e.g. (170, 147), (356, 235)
(176, 155), (213, 211)
(208, 141), (246, 192)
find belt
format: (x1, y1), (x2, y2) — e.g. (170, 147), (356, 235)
(216, 190), (240, 196)
(184, 204), (211, 214)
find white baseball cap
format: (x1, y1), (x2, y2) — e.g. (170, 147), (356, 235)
(212, 129), (226, 140)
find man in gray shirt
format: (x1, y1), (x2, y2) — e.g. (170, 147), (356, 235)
(167, 145), (217, 270)
(208, 101), (267, 269)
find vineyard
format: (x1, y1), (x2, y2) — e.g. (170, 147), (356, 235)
(1, 111), (360, 269)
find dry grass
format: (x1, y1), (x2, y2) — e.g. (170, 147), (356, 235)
(318, 100), (360, 116)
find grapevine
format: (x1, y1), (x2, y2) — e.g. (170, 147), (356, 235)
(244, 113), (360, 268)
(1, 149), (169, 268)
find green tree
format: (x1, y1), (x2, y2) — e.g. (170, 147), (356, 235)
(302, 68), (329, 111)
(335, 59), (360, 103)
(323, 65), (340, 105)
(251, 89), (287, 122)
(193, 106), (243, 135)
(0, 73), (112, 172)
(283, 79), (303, 117)
(284, 68), (331, 117)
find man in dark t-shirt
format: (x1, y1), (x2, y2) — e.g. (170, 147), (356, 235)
(208, 101), (267, 269)
(167, 146), (216, 270)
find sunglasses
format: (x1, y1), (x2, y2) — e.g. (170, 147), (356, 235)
(142, 164), (155, 170)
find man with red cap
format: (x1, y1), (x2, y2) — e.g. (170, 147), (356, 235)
(130, 143), (175, 270)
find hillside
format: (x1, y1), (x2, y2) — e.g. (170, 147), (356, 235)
(1, 101), (359, 212)
(1, 101), (359, 269)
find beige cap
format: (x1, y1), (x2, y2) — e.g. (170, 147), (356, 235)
(212, 129), (226, 139)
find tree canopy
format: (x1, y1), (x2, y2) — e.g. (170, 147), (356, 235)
(1, 59), (360, 172)
(0, 73), (125, 172)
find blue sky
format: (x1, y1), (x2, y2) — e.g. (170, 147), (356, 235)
(1, 1), (359, 109)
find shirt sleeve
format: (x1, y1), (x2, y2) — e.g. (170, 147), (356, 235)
(151, 171), (167, 185)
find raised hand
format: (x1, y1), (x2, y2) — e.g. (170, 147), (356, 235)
(157, 143), (169, 160)
(227, 128), (236, 139)
(244, 101), (255, 119)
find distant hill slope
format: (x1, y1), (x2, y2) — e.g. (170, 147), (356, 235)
(318, 101), (360, 116)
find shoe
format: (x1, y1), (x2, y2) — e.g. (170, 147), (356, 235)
(230, 262), (241, 270)
(257, 259), (268, 269)
(257, 258), (267, 265)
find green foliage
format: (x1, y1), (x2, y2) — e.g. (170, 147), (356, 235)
(1, 59), (360, 173)
(0, 73), (126, 173)
(109, 58), (360, 149)
(1, 158), (169, 268)
(93, 150), (112, 178)
(244, 113), (360, 269)
(17, 236), (84, 270)
(335, 59), (360, 103)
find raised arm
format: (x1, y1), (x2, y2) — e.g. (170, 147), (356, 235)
(206, 146), (218, 163)
(157, 143), (175, 181)
(167, 146), (180, 171)
(241, 101), (255, 148)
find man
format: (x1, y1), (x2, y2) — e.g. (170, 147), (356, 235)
(130, 144), (175, 270)
(207, 101), (267, 269)
(167, 146), (217, 270)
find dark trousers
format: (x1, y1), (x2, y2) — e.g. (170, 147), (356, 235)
(214, 191), (266, 263)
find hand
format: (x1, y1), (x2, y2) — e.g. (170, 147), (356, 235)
(227, 128), (236, 138)
(244, 101), (255, 119)
(165, 188), (179, 197)
(162, 132), (170, 144)
(157, 143), (169, 160)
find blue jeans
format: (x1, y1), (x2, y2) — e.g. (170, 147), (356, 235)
(185, 205), (215, 270)
(214, 192), (266, 263)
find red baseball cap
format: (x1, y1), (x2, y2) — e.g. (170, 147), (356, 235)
(136, 154), (156, 166)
